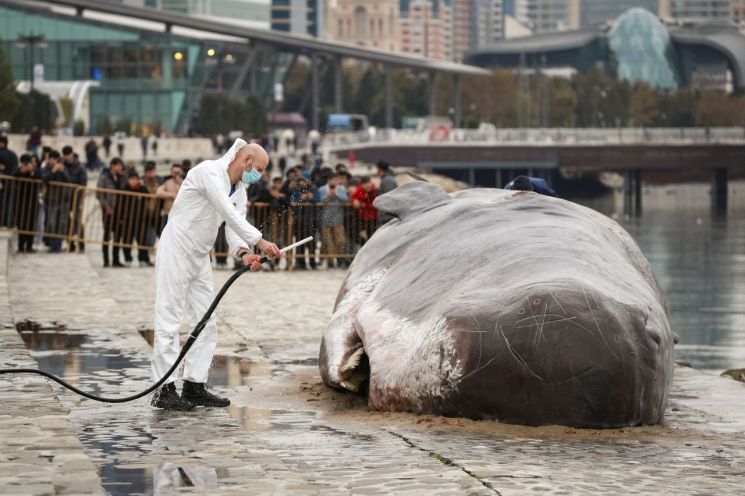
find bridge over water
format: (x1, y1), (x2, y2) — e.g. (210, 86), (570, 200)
(326, 127), (745, 215)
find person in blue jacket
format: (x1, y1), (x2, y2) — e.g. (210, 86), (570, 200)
(504, 175), (558, 197)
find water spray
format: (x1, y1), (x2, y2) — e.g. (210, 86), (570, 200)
(0, 236), (315, 403)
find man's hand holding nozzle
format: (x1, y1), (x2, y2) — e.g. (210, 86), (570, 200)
(242, 254), (263, 272)
(256, 239), (281, 260)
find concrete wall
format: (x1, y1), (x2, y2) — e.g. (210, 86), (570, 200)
(6, 135), (214, 165)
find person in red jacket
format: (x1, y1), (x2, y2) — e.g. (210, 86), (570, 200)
(351, 176), (378, 246)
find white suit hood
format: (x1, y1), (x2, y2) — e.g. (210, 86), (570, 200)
(215, 138), (248, 171)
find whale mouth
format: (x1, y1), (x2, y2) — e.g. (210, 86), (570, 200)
(339, 346), (370, 393)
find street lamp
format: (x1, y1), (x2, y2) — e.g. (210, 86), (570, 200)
(15, 33), (47, 91)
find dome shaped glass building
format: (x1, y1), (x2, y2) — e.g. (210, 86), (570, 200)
(466, 7), (745, 93)
(607, 8), (679, 90)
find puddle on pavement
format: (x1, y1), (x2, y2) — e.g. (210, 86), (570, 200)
(138, 327), (316, 388)
(15, 320), (329, 494)
(15, 322), (166, 495)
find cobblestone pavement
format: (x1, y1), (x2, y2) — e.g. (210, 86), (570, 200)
(2, 239), (745, 495)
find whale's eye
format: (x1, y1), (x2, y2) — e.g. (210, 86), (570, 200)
(518, 308), (525, 315)
(533, 299), (541, 305)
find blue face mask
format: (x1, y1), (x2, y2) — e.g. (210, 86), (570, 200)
(242, 169), (261, 185)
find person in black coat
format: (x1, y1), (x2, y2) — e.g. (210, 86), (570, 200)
(97, 157), (127, 267)
(0, 135), (20, 228)
(115, 170), (152, 266)
(292, 177), (317, 270)
(40, 150), (71, 253)
(62, 146), (88, 251)
(13, 154), (41, 252)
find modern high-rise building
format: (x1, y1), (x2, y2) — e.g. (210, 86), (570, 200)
(658, 0), (731, 22)
(503, 0), (515, 15)
(515, 0), (580, 34)
(325, 0), (399, 51)
(733, 0), (745, 24)
(451, 0), (472, 61)
(399, 0), (452, 60)
(115, 0), (324, 35)
(580, 0), (658, 27)
(155, 0), (272, 30)
(271, 0), (324, 36)
(472, 0), (505, 46)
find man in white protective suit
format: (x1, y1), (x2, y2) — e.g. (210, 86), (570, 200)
(151, 139), (281, 411)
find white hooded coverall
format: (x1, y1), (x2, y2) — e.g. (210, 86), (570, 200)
(152, 139), (262, 384)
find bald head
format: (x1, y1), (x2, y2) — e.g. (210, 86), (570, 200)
(227, 142), (269, 184)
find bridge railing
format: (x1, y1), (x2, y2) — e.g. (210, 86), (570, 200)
(330, 127), (745, 146)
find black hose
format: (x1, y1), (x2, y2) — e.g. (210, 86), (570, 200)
(0, 259), (265, 403)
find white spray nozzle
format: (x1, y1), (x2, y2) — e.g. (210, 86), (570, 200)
(279, 236), (314, 255)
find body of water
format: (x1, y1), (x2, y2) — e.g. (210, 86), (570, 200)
(570, 181), (745, 371)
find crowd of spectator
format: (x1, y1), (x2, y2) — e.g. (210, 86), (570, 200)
(236, 157), (398, 270)
(0, 133), (399, 271)
(0, 137), (88, 253)
(94, 159), (191, 268)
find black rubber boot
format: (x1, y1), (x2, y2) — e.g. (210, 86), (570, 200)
(151, 382), (195, 411)
(182, 381), (230, 407)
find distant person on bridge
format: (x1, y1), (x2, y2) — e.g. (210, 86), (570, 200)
(504, 176), (558, 197)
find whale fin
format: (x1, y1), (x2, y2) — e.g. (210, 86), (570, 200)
(373, 181), (451, 220)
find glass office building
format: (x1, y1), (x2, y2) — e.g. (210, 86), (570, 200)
(0, 2), (277, 134)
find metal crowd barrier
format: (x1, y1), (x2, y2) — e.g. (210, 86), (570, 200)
(0, 175), (83, 247)
(0, 175), (379, 268)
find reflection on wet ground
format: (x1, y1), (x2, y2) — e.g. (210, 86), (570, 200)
(18, 329), (156, 495)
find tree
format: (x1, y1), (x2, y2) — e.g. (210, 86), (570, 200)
(433, 71), (454, 118)
(548, 78), (577, 127)
(629, 82), (660, 126)
(394, 70), (428, 124)
(0, 41), (20, 123)
(11, 90), (55, 133)
(318, 59), (356, 115)
(281, 58), (310, 115)
(354, 67), (382, 120)
(462, 70), (518, 127)
(245, 95), (267, 135)
(659, 89), (696, 127)
(695, 92), (745, 127)
(573, 69), (630, 127)
(197, 94), (229, 134)
(96, 115), (113, 135)
(196, 93), (268, 136)
(73, 120), (85, 136)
